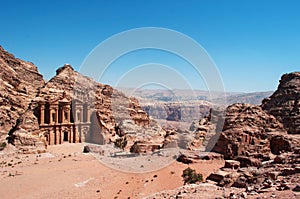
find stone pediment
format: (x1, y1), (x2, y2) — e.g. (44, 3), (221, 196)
(50, 98), (60, 104)
(72, 98), (84, 104)
(59, 97), (70, 104)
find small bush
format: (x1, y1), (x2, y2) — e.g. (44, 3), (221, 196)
(182, 167), (203, 184)
(0, 142), (7, 151)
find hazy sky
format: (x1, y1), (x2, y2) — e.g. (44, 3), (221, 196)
(0, 0), (299, 92)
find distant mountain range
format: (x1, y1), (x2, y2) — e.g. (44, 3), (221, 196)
(119, 88), (273, 105)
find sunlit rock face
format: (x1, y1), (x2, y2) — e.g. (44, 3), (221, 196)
(212, 103), (287, 159)
(0, 46), (44, 144)
(262, 72), (300, 134)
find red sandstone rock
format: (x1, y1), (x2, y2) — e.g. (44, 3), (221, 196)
(0, 46), (44, 146)
(212, 103), (286, 159)
(262, 72), (300, 134)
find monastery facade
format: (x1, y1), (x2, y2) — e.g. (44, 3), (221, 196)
(38, 94), (92, 145)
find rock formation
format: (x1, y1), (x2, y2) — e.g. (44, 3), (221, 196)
(0, 47), (167, 153)
(0, 46), (44, 146)
(143, 102), (211, 122)
(201, 71), (300, 197)
(262, 72), (300, 134)
(34, 64), (164, 149)
(212, 103), (286, 159)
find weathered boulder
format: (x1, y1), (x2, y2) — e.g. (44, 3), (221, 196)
(273, 154), (286, 164)
(224, 160), (240, 170)
(270, 135), (292, 155)
(236, 156), (262, 167)
(207, 170), (231, 183)
(176, 154), (194, 164)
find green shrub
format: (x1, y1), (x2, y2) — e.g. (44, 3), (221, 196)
(182, 167), (203, 184)
(0, 142), (7, 151)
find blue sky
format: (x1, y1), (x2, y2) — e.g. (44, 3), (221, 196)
(0, 0), (299, 92)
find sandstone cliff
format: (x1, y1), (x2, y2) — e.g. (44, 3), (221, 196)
(0, 46), (44, 145)
(212, 103), (287, 159)
(143, 102), (211, 123)
(262, 72), (300, 134)
(202, 72), (300, 159)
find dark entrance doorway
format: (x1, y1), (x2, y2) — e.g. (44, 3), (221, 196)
(63, 132), (68, 142)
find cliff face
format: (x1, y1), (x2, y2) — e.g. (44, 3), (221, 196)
(0, 46), (44, 144)
(262, 72), (300, 134)
(143, 102), (211, 123)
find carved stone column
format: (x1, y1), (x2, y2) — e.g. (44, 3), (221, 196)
(55, 107), (59, 123)
(49, 109), (54, 124)
(73, 125), (78, 143)
(86, 105), (91, 123)
(61, 106), (65, 123)
(50, 131), (55, 145)
(39, 102), (45, 125)
(80, 107), (84, 123)
(58, 129), (62, 144)
(66, 107), (71, 123)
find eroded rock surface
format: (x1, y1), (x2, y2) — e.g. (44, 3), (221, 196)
(212, 103), (286, 159)
(262, 72), (300, 134)
(0, 46), (44, 145)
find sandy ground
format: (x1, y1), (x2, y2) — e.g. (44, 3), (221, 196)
(0, 143), (224, 199)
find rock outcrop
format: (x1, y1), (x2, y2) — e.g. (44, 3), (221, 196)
(189, 107), (225, 151)
(0, 46), (44, 145)
(262, 72), (300, 134)
(207, 148), (300, 194)
(8, 110), (46, 153)
(204, 72), (300, 197)
(212, 103), (286, 159)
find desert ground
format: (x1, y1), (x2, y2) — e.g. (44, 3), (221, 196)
(0, 143), (224, 199)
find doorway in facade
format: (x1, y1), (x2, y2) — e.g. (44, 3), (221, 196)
(63, 132), (68, 142)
